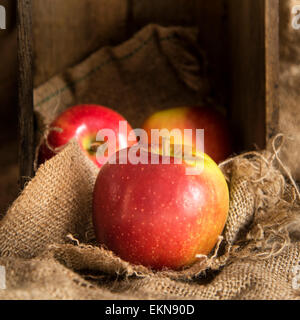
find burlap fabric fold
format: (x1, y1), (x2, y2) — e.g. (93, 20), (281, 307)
(33, 25), (211, 134)
(0, 25), (299, 299)
(0, 138), (299, 300)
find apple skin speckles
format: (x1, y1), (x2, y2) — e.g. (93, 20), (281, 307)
(142, 106), (232, 164)
(38, 104), (135, 168)
(93, 147), (229, 270)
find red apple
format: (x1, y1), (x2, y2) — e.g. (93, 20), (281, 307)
(142, 106), (232, 164)
(93, 145), (229, 270)
(38, 104), (135, 168)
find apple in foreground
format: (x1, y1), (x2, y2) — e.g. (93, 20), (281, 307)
(142, 106), (232, 164)
(93, 146), (229, 270)
(38, 104), (134, 168)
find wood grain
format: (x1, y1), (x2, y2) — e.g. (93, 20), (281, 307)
(32, 0), (201, 86)
(17, 0), (35, 188)
(32, 0), (129, 86)
(227, 0), (279, 151)
(18, 0), (280, 183)
(265, 0), (280, 142)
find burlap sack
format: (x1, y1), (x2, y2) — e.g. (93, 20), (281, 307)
(32, 0), (202, 87)
(0, 137), (299, 300)
(33, 25), (210, 133)
(279, 0), (300, 181)
(0, 24), (299, 300)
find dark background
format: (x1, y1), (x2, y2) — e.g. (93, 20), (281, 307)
(0, 0), (299, 216)
(0, 0), (18, 216)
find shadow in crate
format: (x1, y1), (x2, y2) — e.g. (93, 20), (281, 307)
(17, 0), (279, 186)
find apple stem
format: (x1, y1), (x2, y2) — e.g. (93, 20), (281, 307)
(90, 141), (105, 153)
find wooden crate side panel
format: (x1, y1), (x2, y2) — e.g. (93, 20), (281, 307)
(195, 0), (229, 107)
(265, 0), (280, 142)
(227, 0), (279, 151)
(32, 0), (129, 87)
(18, 0), (35, 188)
(32, 0), (201, 87)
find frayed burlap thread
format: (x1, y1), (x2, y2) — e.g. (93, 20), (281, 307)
(0, 137), (299, 299)
(0, 140), (99, 259)
(0, 24), (299, 299)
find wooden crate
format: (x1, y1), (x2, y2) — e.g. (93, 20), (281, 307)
(17, 0), (279, 188)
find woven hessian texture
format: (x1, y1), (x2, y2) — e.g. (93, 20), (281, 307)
(0, 25), (299, 300)
(0, 140), (299, 300)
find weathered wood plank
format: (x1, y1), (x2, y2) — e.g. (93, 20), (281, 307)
(196, 1), (229, 107)
(17, 0), (35, 188)
(227, 0), (279, 151)
(32, 0), (201, 86)
(265, 0), (280, 142)
(18, 0), (279, 182)
(32, 0), (129, 86)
